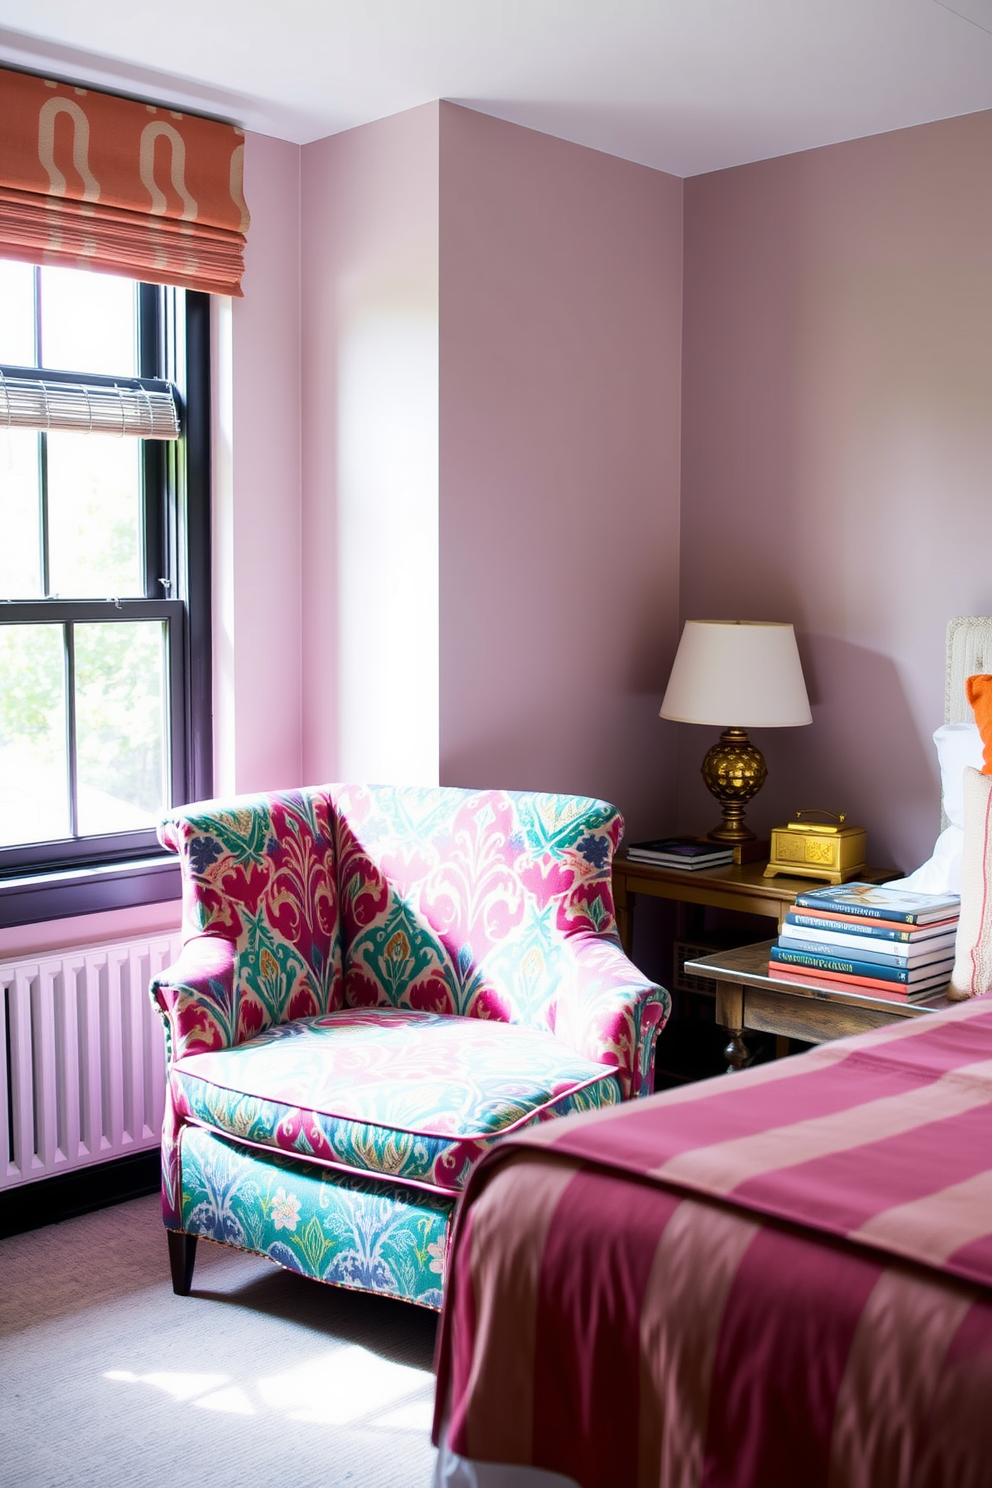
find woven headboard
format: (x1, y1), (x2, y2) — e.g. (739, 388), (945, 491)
(946, 616), (992, 724)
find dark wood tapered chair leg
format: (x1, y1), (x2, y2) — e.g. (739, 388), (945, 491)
(168, 1230), (198, 1295)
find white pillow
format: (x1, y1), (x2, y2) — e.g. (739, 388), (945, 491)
(887, 722), (983, 894)
(935, 721), (983, 830)
(949, 767), (992, 1000)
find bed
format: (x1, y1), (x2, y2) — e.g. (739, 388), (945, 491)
(431, 617), (992, 1488)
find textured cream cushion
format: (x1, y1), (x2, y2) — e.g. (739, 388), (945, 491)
(949, 767), (992, 1001)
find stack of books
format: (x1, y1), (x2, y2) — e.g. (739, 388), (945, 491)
(768, 883), (960, 1001)
(626, 837), (735, 871)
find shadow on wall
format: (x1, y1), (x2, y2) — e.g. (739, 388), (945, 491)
(440, 687), (679, 845)
(676, 633), (939, 877)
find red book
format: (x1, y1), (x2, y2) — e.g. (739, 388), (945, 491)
(767, 962), (949, 1001)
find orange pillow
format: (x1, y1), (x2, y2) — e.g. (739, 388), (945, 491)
(966, 674), (992, 775)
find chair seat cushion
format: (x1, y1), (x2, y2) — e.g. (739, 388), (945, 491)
(170, 1008), (622, 1193)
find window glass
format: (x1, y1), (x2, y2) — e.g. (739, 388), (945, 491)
(0, 428), (42, 597)
(0, 263), (207, 907)
(47, 431), (143, 598)
(75, 620), (168, 836)
(39, 265), (136, 376)
(0, 259), (36, 365)
(0, 623), (69, 846)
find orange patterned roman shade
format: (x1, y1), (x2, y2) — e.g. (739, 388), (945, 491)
(0, 67), (249, 296)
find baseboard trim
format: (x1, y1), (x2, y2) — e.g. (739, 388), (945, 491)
(0, 1150), (161, 1239)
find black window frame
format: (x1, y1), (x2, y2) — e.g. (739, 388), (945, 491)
(0, 277), (211, 925)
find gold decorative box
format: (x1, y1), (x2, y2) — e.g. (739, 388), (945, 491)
(763, 811), (867, 884)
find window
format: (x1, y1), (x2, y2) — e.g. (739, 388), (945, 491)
(0, 263), (210, 922)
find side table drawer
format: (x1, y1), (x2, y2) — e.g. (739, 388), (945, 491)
(742, 987), (900, 1045)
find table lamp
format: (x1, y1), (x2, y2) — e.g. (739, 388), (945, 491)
(659, 620), (812, 844)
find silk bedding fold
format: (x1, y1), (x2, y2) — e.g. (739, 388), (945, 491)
(434, 999), (992, 1488)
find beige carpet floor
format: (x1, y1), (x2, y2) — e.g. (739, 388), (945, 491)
(1, 1194), (439, 1487)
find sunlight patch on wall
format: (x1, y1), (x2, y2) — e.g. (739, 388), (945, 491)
(336, 296), (440, 786)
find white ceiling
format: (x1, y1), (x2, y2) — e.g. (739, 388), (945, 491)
(1, 0), (991, 177)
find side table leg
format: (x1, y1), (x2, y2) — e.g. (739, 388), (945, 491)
(723, 1028), (751, 1073)
(715, 981), (751, 1074)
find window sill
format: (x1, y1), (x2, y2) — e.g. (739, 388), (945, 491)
(0, 855), (181, 927)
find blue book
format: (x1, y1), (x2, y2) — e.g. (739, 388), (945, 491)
(770, 944), (951, 984)
(784, 911), (953, 944)
(777, 933), (955, 970)
(792, 883), (960, 926)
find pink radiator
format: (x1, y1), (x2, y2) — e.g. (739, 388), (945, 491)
(0, 934), (181, 1190)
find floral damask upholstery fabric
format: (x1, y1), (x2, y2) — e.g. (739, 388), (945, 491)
(170, 1007), (623, 1193)
(179, 1124), (451, 1307)
(157, 790), (343, 1060)
(151, 784), (669, 1308)
(331, 785), (659, 1097)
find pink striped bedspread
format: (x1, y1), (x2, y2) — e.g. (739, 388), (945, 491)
(433, 998), (992, 1488)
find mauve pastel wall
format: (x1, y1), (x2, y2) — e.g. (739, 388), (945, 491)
(17, 101), (991, 964)
(216, 130), (303, 795)
(679, 110), (992, 873)
(300, 105), (440, 784)
(437, 104), (683, 839)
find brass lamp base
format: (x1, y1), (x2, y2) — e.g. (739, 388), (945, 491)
(701, 727), (768, 843)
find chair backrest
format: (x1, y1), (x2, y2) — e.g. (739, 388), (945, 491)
(331, 784), (622, 1032)
(159, 788), (344, 1043)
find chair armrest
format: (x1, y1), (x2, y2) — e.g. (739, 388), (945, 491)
(149, 935), (237, 1063)
(550, 933), (670, 1098)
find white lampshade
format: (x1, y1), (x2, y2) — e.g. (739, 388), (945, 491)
(659, 620), (812, 728)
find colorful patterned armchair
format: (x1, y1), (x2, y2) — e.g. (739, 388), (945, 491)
(150, 784), (669, 1308)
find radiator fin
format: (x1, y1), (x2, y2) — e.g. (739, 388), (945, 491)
(1, 933), (180, 1190)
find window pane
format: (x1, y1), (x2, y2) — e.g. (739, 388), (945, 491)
(39, 266), (136, 376)
(0, 624), (69, 846)
(0, 428), (42, 597)
(75, 621), (168, 836)
(47, 432), (142, 598)
(0, 260), (36, 365)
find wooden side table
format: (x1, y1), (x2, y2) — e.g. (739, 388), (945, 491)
(683, 940), (954, 1072)
(612, 853), (895, 956)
